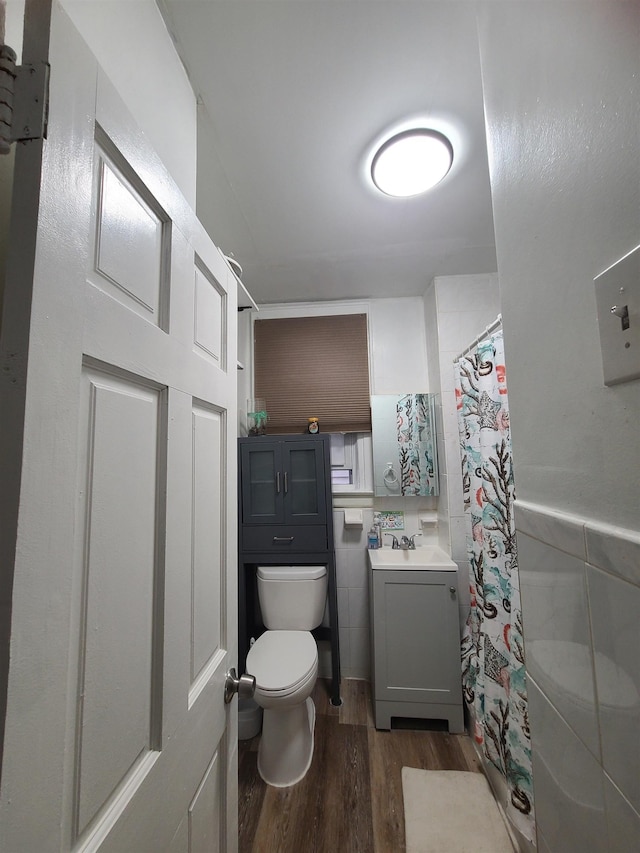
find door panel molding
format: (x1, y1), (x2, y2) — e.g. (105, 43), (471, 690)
(91, 138), (171, 330)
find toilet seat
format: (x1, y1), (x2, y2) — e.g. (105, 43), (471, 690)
(247, 630), (317, 696)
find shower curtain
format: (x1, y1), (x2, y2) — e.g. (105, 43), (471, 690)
(455, 330), (534, 841)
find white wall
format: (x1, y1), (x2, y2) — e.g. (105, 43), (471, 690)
(478, 1), (639, 531)
(62, 0), (197, 208)
(478, 3), (640, 851)
(3, 1), (197, 214)
(368, 297), (429, 393)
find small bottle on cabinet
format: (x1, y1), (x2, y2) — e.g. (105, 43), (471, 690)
(367, 526), (379, 549)
(307, 417), (319, 434)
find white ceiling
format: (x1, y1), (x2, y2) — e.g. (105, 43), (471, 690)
(159, 1), (497, 305)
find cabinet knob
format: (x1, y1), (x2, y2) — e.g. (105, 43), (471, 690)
(449, 586), (456, 597)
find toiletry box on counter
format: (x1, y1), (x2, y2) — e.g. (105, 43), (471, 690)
(368, 547), (464, 732)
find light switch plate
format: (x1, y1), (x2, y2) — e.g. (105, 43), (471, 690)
(594, 244), (640, 386)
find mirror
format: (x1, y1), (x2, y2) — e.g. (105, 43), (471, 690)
(371, 394), (439, 496)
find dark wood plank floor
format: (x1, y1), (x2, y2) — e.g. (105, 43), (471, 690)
(238, 678), (482, 852)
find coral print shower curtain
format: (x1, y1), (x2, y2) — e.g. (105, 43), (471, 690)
(455, 330), (534, 841)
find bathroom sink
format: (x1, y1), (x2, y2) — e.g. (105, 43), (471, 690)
(368, 546), (456, 571)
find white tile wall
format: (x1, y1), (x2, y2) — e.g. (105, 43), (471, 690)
(604, 776), (640, 851)
(331, 507), (373, 678)
(515, 500), (640, 852)
(348, 627), (370, 680)
(518, 532), (599, 757)
(516, 502), (586, 560)
(448, 515), (468, 562)
(587, 566), (640, 814)
(536, 828), (552, 853)
(527, 678), (608, 852)
(585, 524), (640, 588)
(441, 390), (460, 443)
(447, 467), (464, 519)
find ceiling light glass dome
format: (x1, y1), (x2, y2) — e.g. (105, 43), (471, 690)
(371, 128), (453, 198)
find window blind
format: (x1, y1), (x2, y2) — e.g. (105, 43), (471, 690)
(254, 314), (371, 434)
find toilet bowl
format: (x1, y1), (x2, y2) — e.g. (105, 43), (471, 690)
(246, 565), (327, 787)
(247, 630), (319, 786)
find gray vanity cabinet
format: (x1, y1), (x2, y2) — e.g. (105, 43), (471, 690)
(369, 567), (464, 732)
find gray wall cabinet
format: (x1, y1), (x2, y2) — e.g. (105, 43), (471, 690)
(369, 567), (464, 732)
(240, 438), (327, 528)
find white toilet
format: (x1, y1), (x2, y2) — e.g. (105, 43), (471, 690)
(246, 564), (327, 787)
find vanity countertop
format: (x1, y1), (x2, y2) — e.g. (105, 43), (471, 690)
(368, 546), (457, 571)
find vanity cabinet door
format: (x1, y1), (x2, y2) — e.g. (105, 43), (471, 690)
(370, 568), (463, 731)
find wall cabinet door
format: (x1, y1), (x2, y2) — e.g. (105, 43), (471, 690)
(240, 440), (284, 523)
(240, 438), (327, 526)
(281, 440), (327, 524)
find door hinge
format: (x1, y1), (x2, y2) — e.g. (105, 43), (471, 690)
(0, 44), (50, 153)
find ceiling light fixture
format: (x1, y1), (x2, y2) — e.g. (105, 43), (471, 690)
(371, 128), (453, 198)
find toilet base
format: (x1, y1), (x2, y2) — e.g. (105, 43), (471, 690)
(257, 697), (316, 788)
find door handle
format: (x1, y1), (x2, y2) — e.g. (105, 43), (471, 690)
(224, 668), (256, 704)
(273, 536), (294, 543)
(276, 471), (281, 493)
(283, 471), (288, 494)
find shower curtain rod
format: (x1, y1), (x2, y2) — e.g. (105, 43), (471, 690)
(453, 313), (503, 363)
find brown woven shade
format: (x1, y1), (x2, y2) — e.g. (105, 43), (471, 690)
(254, 314), (371, 434)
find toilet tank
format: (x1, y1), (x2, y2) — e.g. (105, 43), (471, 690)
(257, 565), (327, 630)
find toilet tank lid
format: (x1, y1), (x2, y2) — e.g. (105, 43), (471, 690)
(257, 565), (326, 581)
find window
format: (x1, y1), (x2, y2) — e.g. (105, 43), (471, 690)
(253, 313), (371, 434)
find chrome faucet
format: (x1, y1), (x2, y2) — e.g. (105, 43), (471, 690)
(400, 533), (422, 550)
(384, 533), (400, 549)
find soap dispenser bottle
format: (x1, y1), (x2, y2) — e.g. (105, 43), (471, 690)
(368, 526), (379, 550)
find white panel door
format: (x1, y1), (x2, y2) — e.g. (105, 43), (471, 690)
(0, 2), (239, 850)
